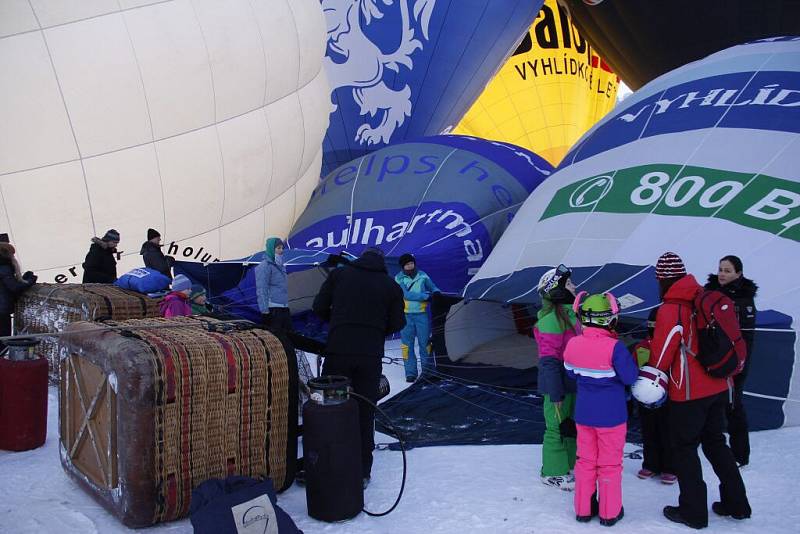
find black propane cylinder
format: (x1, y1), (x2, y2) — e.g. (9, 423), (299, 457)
(303, 375), (363, 521)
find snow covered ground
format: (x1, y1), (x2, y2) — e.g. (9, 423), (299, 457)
(1, 342), (798, 533)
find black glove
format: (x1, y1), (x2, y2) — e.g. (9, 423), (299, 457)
(559, 417), (577, 439)
(22, 271), (37, 284)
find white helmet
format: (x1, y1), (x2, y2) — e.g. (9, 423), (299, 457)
(537, 264), (572, 301)
(632, 365), (668, 408)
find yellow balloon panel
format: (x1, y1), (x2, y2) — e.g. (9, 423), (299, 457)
(454, 0), (619, 167)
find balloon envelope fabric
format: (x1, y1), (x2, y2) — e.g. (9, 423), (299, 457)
(463, 37), (800, 430)
(560, 0), (800, 90)
(454, 0), (619, 167)
(290, 135), (554, 295)
(174, 248), (357, 325)
(320, 0), (544, 176)
(0, 0), (329, 282)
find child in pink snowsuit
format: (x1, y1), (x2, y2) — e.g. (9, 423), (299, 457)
(563, 292), (639, 526)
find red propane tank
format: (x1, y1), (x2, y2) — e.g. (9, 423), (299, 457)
(0, 352), (48, 451)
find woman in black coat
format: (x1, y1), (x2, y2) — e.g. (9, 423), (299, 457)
(0, 242), (36, 339)
(705, 254), (757, 467)
(82, 229), (120, 283)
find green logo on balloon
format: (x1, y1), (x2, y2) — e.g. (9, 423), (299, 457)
(542, 164), (800, 242)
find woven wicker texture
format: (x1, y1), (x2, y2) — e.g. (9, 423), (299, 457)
(104, 317), (290, 523)
(14, 284), (161, 383)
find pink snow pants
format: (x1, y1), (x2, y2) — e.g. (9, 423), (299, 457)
(575, 422), (626, 520)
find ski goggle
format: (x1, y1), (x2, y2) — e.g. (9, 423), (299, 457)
(555, 264), (571, 278)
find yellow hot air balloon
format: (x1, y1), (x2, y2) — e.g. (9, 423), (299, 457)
(453, 0), (619, 166)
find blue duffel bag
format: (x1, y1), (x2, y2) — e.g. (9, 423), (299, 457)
(190, 476), (303, 534)
(114, 267), (170, 294)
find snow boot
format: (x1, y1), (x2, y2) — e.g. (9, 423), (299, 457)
(712, 501), (751, 520)
(576, 493), (599, 522)
(540, 473), (575, 491)
(637, 468), (657, 479)
(663, 506), (706, 529)
(660, 473), (677, 485)
(600, 507), (624, 527)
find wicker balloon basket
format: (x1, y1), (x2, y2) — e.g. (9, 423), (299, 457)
(14, 283), (162, 384)
(59, 316), (298, 527)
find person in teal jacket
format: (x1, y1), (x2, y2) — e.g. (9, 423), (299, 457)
(395, 253), (440, 382)
(255, 237), (289, 335)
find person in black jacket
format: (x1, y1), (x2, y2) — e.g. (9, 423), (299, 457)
(140, 228), (174, 278)
(705, 254), (757, 468)
(312, 246), (405, 486)
(0, 238), (36, 342)
(82, 229), (120, 283)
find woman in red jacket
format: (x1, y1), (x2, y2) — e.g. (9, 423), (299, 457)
(648, 252), (750, 529)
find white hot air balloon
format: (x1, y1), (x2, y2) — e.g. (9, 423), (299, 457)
(0, 0), (330, 282)
(461, 37), (800, 430)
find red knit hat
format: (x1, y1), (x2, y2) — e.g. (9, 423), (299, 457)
(655, 252), (687, 280)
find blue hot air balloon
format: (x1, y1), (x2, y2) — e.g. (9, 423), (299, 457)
(289, 134), (554, 294)
(320, 0), (544, 175)
(176, 135), (552, 342)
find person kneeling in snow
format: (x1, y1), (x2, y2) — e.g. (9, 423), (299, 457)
(160, 274), (193, 318)
(564, 292), (638, 526)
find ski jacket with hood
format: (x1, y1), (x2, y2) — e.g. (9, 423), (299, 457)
(648, 274), (729, 402)
(0, 255), (33, 314)
(313, 252), (405, 357)
(255, 258), (288, 312)
(533, 302), (579, 402)
(82, 238), (117, 283)
(564, 326), (639, 427)
(395, 269), (439, 313)
(160, 291), (192, 318)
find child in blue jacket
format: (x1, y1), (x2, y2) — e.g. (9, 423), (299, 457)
(564, 292), (639, 526)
